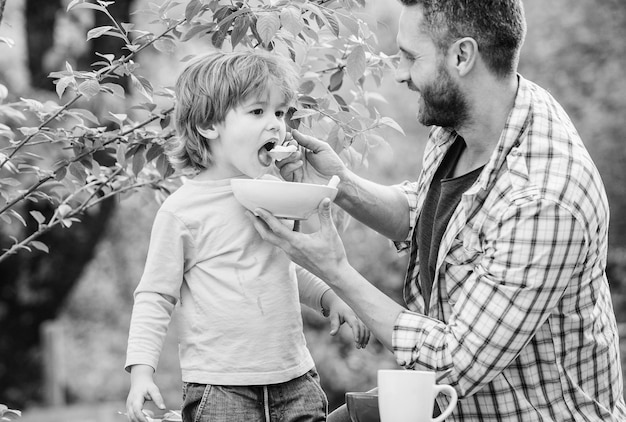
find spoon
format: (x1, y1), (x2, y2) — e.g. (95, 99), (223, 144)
(267, 144), (298, 160)
(327, 175), (340, 189)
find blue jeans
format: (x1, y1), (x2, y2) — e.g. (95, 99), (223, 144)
(181, 368), (328, 422)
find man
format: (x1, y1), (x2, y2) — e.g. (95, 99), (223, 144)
(250, 0), (626, 420)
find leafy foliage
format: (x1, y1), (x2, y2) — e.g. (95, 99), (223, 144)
(0, 0), (402, 262)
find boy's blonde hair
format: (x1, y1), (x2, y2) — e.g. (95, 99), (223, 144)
(168, 50), (300, 171)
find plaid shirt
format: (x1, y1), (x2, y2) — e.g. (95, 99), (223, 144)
(392, 76), (626, 421)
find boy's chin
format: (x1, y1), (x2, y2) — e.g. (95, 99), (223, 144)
(242, 167), (271, 180)
(249, 167), (281, 181)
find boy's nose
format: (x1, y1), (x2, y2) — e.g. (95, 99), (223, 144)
(267, 115), (281, 130)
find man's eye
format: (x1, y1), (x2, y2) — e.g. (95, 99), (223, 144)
(400, 51), (415, 63)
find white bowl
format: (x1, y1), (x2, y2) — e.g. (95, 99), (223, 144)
(231, 178), (338, 220)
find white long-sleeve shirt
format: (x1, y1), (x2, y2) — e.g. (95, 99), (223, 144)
(125, 176), (329, 385)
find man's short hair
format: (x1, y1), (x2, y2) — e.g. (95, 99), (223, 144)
(399, 0), (527, 78)
(169, 50), (299, 171)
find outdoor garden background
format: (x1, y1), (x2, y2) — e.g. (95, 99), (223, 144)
(0, 0), (625, 420)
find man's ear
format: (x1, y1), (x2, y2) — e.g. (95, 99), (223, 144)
(449, 37), (478, 77)
(197, 125), (219, 140)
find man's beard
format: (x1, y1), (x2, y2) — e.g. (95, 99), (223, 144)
(417, 63), (469, 129)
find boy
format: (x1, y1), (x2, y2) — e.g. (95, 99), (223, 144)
(124, 50), (370, 422)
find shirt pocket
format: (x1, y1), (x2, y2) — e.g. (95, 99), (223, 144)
(444, 225), (482, 266)
(442, 227), (483, 307)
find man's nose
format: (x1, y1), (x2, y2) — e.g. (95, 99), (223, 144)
(395, 60), (410, 84)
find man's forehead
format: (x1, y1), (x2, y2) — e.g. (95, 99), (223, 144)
(396, 6), (432, 54)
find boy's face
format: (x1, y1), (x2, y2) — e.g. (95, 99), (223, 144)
(208, 86), (289, 179)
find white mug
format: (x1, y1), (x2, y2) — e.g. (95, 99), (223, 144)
(378, 370), (458, 422)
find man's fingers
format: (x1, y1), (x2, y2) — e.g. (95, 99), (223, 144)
(248, 209), (294, 247)
(277, 159), (304, 182)
(317, 198), (334, 233)
(292, 129), (326, 152)
(329, 314), (340, 336)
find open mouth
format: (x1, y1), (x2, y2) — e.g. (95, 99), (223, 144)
(258, 140), (278, 167)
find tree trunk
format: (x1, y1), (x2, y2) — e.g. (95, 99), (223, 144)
(25, 0), (62, 91)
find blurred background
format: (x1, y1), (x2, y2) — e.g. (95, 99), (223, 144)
(0, 0), (625, 420)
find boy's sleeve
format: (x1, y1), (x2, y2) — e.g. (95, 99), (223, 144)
(125, 291), (176, 372)
(125, 209), (193, 372)
(295, 265), (331, 312)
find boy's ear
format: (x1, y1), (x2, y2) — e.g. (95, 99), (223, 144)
(197, 125), (219, 140)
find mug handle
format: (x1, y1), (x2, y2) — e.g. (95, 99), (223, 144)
(431, 384), (458, 422)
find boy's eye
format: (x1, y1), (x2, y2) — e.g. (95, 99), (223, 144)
(251, 109), (263, 115)
(275, 110), (285, 118)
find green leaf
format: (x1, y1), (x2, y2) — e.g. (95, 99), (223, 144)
(78, 79), (101, 99)
(292, 109), (319, 119)
(116, 144), (127, 167)
(30, 210), (46, 224)
(329, 69), (344, 92)
(379, 116), (405, 135)
(101, 82), (126, 99)
(55, 166), (67, 181)
(18, 127), (38, 136)
(130, 74), (153, 102)
(87, 26), (116, 41)
(211, 25), (229, 48)
(154, 38), (177, 54)
(336, 13), (359, 37)
(0, 178), (21, 187)
(181, 23), (217, 42)
(108, 112), (128, 127)
(8, 210), (26, 227)
(230, 15), (250, 47)
(30, 241), (50, 253)
(299, 80), (315, 95)
(333, 94), (349, 112)
(298, 95), (318, 106)
(256, 12), (280, 47)
(55, 76), (75, 98)
(280, 6), (303, 36)
(20, 97), (44, 112)
(133, 149), (147, 176)
(69, 162), (87, 184)
(185, 0), (203, 23)
(57, 204), (73, 218)
(69, 108), (101, 125)
(67, 0), (106, 12)
(146, 144), (164, 162)
(346, 45), (366, 82)
(156, 154), (174, 179)
(323, 10), (340, 37)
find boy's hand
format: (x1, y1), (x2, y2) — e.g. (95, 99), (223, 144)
(323, 291), (370, 349)
(126, 365), (166, 422)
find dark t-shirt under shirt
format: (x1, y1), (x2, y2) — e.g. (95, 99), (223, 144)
(417, 137), (483, 311)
